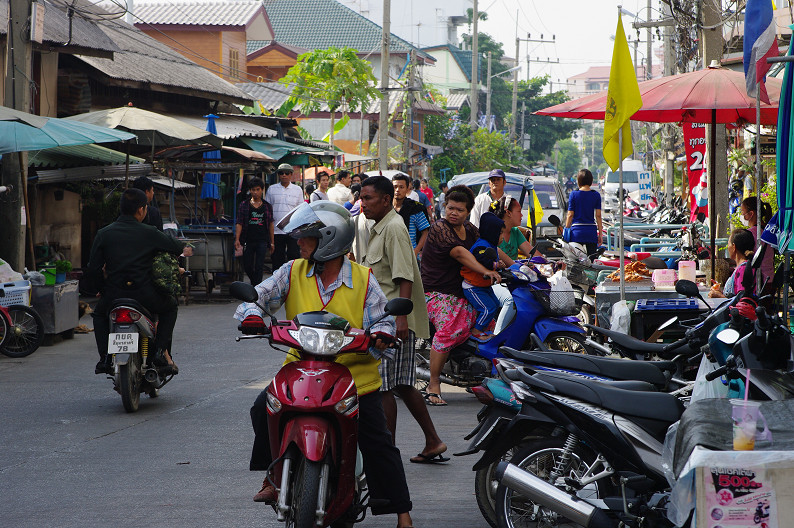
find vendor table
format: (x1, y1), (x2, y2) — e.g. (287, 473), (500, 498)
(31, 280), (78, 338)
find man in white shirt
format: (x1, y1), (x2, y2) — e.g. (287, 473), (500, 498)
(470, 168), (506, 228)
(265, 163), (305, 270)
(327, 170), (353, 205)
(310, 171), (330, 202)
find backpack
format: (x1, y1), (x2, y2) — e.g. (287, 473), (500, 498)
(152, 252), (182, 299)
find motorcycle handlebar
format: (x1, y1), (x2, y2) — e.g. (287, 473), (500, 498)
(662, 337), (688, 353)
(705, 364), (729, 381)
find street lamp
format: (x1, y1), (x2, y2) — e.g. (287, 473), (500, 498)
(485, 62), (522, 132)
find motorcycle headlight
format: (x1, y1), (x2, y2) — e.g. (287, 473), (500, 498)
(266, 391), (282, 414)
(289, 328), (353, 356)
(334, 395), (358, 416)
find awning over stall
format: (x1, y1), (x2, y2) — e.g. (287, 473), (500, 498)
(241, 137), (324, 160)
(27, 144), (145, 168)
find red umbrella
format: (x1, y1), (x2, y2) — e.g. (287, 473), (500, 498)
(536, 65), (782, 125)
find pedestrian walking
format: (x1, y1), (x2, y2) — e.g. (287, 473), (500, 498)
(392, 174), (430, 257)
(310, 171), (330, 202)
(235, 177), (274, 285)
(132, 175), (163, 231)
(327, 169), (353, 205)
(470, 169), (507, 228)
(358, 176), (448, 464)
(265, 163), (303, 270)
(564, 168), (603, 256)
(437, 182), (448, 219)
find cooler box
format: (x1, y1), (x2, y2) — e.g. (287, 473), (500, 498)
(631, 298), (702, 341)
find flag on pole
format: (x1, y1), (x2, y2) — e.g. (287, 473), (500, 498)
(743, 0), (779, 104)
(602, 13), (642, 171)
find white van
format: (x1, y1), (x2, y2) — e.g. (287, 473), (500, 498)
(602, 159), (646, 214)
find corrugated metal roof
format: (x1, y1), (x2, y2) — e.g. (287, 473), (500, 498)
(134, 0), (264, 27)
(76, 20), (253, 104)
(27, 144), (145, 168)
(0, 0), (120, 54)
(171, 115), (277, 139)
(445, 93), (470, 110)
(262, 0), (433, 61)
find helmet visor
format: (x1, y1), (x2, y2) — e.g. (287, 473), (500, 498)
(277, 202), (325, 238)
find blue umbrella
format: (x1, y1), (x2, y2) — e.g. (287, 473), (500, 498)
(776, 41), (794, 252)
(200, 114), (222, 200)
(0, 105), (135, 154)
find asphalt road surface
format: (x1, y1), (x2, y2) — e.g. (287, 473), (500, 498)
(1, 300), (490, 528)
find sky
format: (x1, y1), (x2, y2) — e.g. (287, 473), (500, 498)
(474, 0), (658, 83)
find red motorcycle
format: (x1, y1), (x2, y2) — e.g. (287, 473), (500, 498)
(230, 281), (412, 528)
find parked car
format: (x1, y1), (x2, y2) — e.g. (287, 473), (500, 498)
(602, 158), (645, 214)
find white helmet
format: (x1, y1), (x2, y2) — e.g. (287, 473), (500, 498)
(277, 201), (355, 262)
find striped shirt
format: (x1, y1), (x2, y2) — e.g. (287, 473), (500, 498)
(233, 258), (395, 358)
(396, 198), (430, 249)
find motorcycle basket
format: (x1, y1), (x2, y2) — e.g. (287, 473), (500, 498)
(530, 288), (579, 316)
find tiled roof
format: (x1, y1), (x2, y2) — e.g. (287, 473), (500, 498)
(422, 44), (483, 82)
(133, 0), (264, 26)
(262, 0), (433, 61)
(76, 20), (253, 104)
(0, 0), (119, 55)
(248, 40), (271, 54)
(248, 40), (309, 59)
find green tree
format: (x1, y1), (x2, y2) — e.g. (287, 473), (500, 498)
(280, 47), (379, 148)
(517, 76), (579, 163)
(555, 138), (582, 178)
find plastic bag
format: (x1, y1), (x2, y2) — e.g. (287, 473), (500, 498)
(610, 300), (631, 334)
(690, 353), (729, 402)
(0, 259), (23, 282)
(24, 271), (45, 286)
(549, 270), (576, 314)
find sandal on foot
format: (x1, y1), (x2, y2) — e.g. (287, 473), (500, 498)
(410, 452), (450, 464)
(423, 392), (447, 406)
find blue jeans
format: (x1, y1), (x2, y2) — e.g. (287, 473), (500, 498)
(492, 283), (515, 334)
(243, 240), (268, 285)
(464, 286), (501, 331)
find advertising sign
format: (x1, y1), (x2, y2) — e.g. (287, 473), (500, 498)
(683, 122), (709, 222)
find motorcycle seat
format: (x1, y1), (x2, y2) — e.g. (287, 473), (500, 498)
(518, 368), (684, 425)
(111, 298), (156, 322)
(501, 347), (667, 389)
(585, 324), (681, 357)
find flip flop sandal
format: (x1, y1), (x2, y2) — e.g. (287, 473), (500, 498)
(423, 392), (447, 406)
(410, 452), (450, 464)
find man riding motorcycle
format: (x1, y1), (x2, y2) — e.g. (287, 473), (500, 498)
(233, 201), (415, 528)
(85, 188), (186, 375)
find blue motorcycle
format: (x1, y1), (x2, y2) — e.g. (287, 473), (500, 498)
(415, 257), (588, 391)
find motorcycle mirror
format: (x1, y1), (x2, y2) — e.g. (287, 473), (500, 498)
(384, 297), (413, 317)
(716, 328), (741, 346)
(675, 279), (699, 298)
(696, 212), (706, 222)
(230, 281), (258, 302)
(548, 214), (561, 227)
(659, 316), (678, 332)
(751, 243), (767, 269)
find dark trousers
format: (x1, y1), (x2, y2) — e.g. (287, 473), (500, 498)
(243, 240), (269, 285)
(271, 234), (300, 271)
(250, 389), (412, 515)
(93, 287), (178, 360)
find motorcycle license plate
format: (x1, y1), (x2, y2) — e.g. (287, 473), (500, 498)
(108, 332), (138, 354)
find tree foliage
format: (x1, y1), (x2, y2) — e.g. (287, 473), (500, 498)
(281, 47), (380, 145)
(554, 138), (583, 178)
(516, 77), (579, 162)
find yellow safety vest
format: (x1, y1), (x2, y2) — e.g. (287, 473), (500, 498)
(284, 259), (382, 395)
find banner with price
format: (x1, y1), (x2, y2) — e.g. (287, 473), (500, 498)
(683, 122), (709, 222)
(704, 466), (777, 528)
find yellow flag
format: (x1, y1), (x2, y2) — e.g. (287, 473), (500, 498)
(602, 13), (642, 172)
(525, 191), (544, 227)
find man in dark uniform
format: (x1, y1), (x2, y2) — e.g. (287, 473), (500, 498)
(86, 189), (185, 375)
(132, 175), (163, 231)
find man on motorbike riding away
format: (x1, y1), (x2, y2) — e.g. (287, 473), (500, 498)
(86, 188), (187, 375)
(233, 201), (415, 528)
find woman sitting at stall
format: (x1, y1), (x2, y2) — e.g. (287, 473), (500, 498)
(709, 228), (756, 299)
(740, 196), (775, 291)
(420, 185), (501, 406)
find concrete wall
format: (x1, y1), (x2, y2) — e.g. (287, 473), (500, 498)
(422, 49), (469, 93)
(33, 188), (82, 267)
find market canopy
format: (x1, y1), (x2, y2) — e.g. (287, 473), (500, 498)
(27, 144), (145, 168)
(241, 137), (324, 160)
(66, 106), (222, 148)
(535, 65), (782, 125)
(0, 105), (135, 155)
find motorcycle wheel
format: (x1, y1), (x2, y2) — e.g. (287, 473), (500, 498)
(0, 311), (9, 351)
(0, 305), (44, 358)
(119, 353), (142, 413)
(575, 304), (592, 326)
(413, 350), (430, 393)
(475, 441), (531, 528)
(541, 332), (589, 354)
(287, 456), (323, 528)
(495, 438), (609, 528)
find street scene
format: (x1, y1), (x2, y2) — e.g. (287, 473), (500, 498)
(3, 0), (794, 527)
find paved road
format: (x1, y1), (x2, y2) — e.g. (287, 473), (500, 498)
(0, 300), (490, 527)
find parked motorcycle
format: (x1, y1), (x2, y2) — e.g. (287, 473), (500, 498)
(0, 303), (44, 358)
(230, 281), (413, 528)
(103, 299), (174, 412)
(415, 259), (589, 391)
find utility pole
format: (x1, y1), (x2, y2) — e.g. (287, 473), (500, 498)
(1, 0), (33, 270)
(469, 0), (479, 130)
(701, 0), (728, 279)
(646, 0), (652, 79)
(510, 37), (519, 139)
(378, 0), (391, 171)
(402, 50), (415, 173)
(662, 1), (676, 203)
(520, 101), (526, 150)
(485, 51), (492, 131)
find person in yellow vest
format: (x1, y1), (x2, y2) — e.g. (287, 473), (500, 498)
(233, 201), (414, 528)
